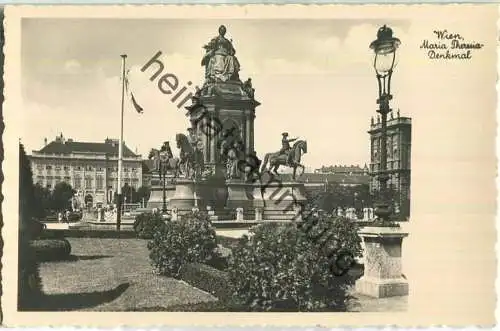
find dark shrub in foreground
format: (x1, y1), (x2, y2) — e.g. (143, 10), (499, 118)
(30, 239), (72, 262)
(228, 217), (362, 312)
(19, 143), (44, 310)
(133, 212), (165, 239)
(147, 212), (217, 277)
(179, 263), (232, 300)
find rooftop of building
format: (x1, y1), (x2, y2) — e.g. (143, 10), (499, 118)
(314, 164), (369, 174)
(370, 110), (412, 130)
(33, 133), (139, 158)
(279, 172), (370, 185)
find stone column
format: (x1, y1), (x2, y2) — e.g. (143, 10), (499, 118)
(210, 116), (217, 164)
(201, 116), (209, 163)
(245, 114), (252, 154)
(250, 116), (255, 153)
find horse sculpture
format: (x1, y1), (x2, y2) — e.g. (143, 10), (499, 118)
(175, 133), (204, 180)
(260, 140), (307, 180)
(147, 148), (181, 178)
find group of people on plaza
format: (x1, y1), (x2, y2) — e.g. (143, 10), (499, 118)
(56, 209), (73, 223)
(311, 206), (376, 221)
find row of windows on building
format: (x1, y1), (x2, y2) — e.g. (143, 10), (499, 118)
(34, 169), (140, 180)
(370, 160), (408, 172)
(34, 170), (140, 180)
(37, 176), (140, 190)
(35, 164), (140, 173)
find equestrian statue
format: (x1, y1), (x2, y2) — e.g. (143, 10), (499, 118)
(147, 141), (180, 177)
(260, 132), (307, 180)
(176, 132), (204, 180)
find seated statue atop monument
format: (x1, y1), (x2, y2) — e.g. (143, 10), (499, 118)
(201, 25), (241, 83)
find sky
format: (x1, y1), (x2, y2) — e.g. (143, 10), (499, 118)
(20, 18), (414, 168)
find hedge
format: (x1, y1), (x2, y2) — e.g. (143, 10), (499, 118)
(228, 217), (362, 312)
(147, 212), (218, 278)
(179, 263), (232, 301)
(30, 239), (72, 262)
(133, 212), (166, 239)
(39, 229), (137, 239)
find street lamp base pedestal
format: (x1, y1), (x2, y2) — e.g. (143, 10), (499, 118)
(355, 277), (408, 298)
(355, 226), (409, 298)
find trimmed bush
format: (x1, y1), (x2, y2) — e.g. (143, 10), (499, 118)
(133, 212), (166, 239)
(147, 211), (218, 277)
(30, 239), (72, 262)
(228, 216), (362, 312)
(18, 237), (43, 310)
(179, 263), (232, 300)
(39, 229), (137, 239)
(216, 235), (241, 251)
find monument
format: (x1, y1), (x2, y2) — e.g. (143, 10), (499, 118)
(185, 25), (260, 220)
(146, 25), (309, 222)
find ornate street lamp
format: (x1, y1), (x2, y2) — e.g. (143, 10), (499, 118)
(354, 26), (407, 298)
(369, 25), (401, 226)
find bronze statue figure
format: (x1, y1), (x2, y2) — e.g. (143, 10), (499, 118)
(148, 143), (181, 178)
(243, 78), (255, 98)
(201, 25), (241, 83)
(261, 139), (307, 180)
(175, 133), (204, 180)
(225, 140), (244, 180)
(278, 132), (298, 165)
(239, 150), (262, 183)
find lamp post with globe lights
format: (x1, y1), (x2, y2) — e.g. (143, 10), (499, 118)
(355, 25), (409, 298)
(369, 24), (401, 226)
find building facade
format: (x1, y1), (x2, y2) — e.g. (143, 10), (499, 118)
(29, 134), (143, 207)
(368, 112), (412, 220)
(314, 164), (369, 176)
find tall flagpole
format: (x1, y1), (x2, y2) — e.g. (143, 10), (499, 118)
(117, 54), (127, 231)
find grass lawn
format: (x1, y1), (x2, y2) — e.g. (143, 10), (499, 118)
(37, 238), (217, 311)
(35, 236), (407, 312)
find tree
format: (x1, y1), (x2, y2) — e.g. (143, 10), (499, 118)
(51, 182), (75, 211)
(122, 183), (136, 203)
(114, 183), (138, 204)
(306, 183), (373, 214)
(136, 185), (151, 204)
(19, 143), (36, 228)
(33, 183), (51, 218)
(18, 143), (43, 309)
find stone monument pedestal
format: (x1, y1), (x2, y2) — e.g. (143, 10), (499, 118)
(260, 178), (307, 221)
(167, 179), (201, 215)
(148, 184), (176, 210)
(355, 226), (409, 298)
(224, 179), (252, 219)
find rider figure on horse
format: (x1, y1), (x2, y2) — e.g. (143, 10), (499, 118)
(158, 141), (173, 173)
(160, 141), (173, 158)
(280, 132), (298, 165)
